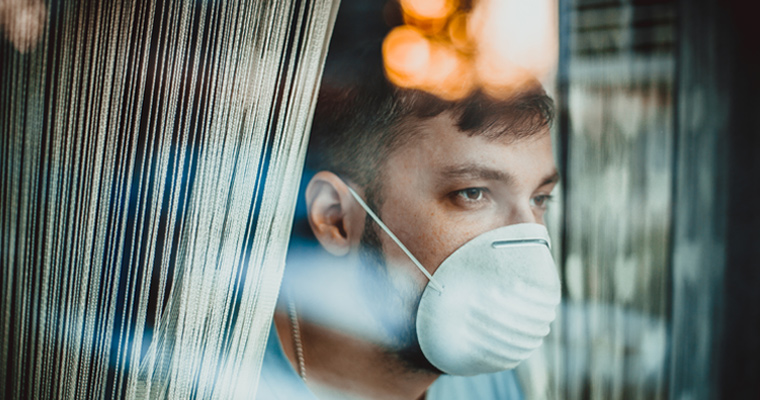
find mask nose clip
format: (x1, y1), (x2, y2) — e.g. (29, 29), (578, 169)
(491, 238), (551, 249)
(346, 186), (445, 293)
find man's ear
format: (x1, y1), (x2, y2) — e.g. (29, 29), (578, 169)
(304, 171), (365, 256)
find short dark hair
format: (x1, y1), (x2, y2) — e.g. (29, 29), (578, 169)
(305, 44), (554, 203)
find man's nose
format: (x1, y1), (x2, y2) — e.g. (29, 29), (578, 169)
(503, 205), (537, 226)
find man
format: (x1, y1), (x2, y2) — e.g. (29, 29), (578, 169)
(256, 48), (561, 399)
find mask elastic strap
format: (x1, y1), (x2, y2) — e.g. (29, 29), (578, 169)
(346, 186), (444, 293)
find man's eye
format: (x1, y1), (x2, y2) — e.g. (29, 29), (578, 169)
(530, 194), (553, 209)
(455, 188), (486, 202)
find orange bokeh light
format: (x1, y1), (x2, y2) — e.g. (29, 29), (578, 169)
(402, 12), (449, 36)
(399, 0), (458, 21)
(475, 56), (534, 98)
(468, 0), (557, 96)
(447, 12), (472, 53)
(383, 0), (557, 100)
(383, 26), (432, 89)
(384, 25), (474, 100)
(422, 42), (474, 100)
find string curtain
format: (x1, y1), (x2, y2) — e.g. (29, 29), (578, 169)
(0, 0), (339, 398)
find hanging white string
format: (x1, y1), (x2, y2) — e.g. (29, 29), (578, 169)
(0, 0), (340, 398)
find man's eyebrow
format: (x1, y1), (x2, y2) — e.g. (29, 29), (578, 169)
(440, 164), (516, 184)
(540, 170), (560, 186)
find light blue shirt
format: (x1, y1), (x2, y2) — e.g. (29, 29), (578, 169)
(256, 321), (523, 400)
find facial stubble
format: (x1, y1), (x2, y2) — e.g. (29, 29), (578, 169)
(357, 210), (440, 374)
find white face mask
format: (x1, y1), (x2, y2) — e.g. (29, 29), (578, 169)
(347, 187), (562, 376)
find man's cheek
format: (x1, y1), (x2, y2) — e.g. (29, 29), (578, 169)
(384, 243), (430, 293)
(386, 261), (426, 302)
(421, 222), (484, 272)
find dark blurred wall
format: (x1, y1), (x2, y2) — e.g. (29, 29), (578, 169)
(671, 0), (760, 398)
(714, 0), (760, 398)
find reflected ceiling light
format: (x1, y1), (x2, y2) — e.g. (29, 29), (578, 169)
(0, 0), (46, 53)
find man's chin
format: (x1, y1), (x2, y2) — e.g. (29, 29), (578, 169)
(375, 293), (442, 375)
(357, 273), (440, 375)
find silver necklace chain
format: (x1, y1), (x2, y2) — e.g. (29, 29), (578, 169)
(288, 299), (306, 381)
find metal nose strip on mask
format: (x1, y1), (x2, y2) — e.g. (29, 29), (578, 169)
(491, 238), (551, 249)
(346, 186), (445, 293)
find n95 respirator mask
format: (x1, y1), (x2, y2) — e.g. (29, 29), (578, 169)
(347, 187), (562, 376)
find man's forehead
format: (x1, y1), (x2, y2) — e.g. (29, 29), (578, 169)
(399, 110), (549, 147)
(382, 114), (555, 187)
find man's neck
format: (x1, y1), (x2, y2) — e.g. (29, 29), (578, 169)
(273, 310), (439, 400)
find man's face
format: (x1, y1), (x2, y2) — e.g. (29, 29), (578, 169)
(372, 111), (558, 287)
(358, 111), (558, 367)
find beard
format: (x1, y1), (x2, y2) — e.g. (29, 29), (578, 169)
(357, 212), (441, 374)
